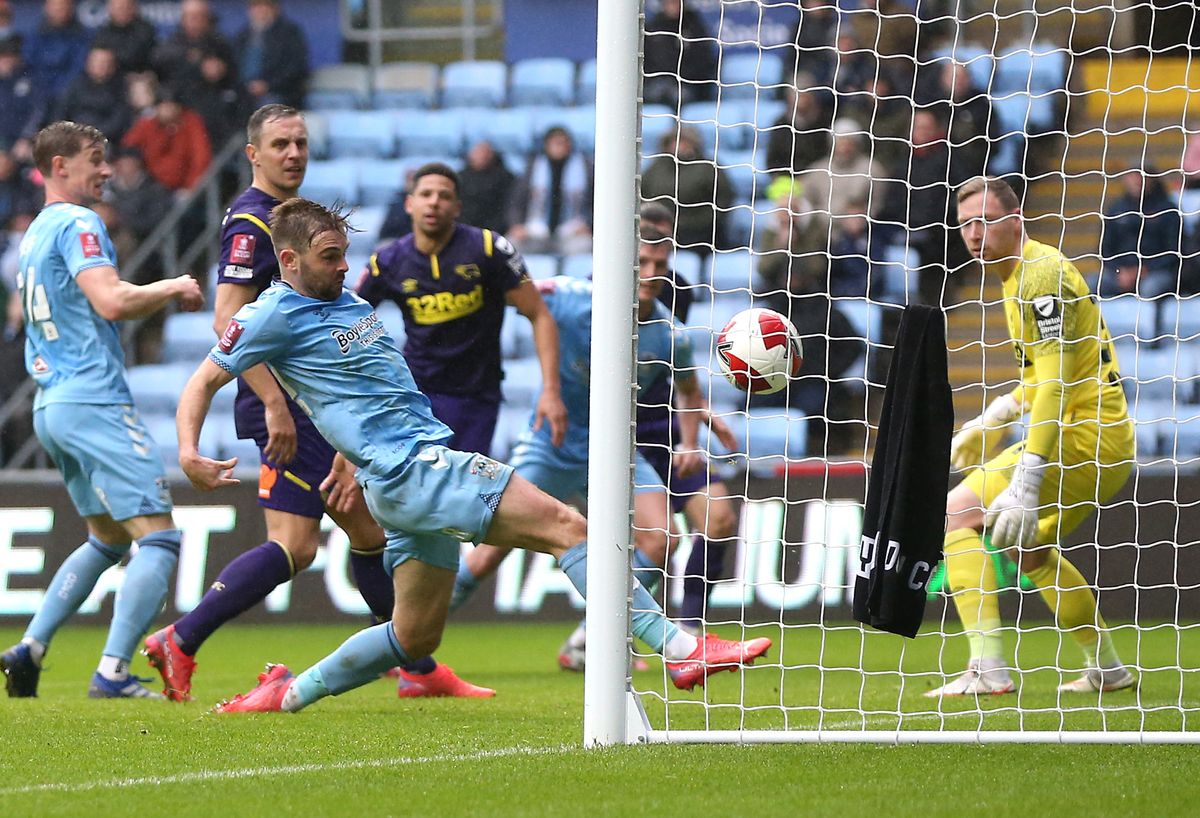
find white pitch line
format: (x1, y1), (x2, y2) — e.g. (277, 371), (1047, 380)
(0, 743), (575, 797)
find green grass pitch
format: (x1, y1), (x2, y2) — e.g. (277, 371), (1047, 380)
(1, 621), (1198, 817)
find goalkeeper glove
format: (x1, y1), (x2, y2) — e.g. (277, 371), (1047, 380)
(985, 452), (1047, 550)
(950, 393), (1023, 471)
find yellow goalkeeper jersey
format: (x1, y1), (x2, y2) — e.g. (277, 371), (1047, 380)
(1002, 238), (1133, 457)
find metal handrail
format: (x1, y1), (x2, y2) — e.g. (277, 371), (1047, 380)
(340, 0), (504, 66)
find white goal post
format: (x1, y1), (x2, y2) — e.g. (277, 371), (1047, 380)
(585, 0), (1200, 746)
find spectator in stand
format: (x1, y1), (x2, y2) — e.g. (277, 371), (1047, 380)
(0, 1), (14, 43)
(831, 30), (877, 114)
(797, 118), (887, 245)
(189, 48), (251, 148)
(641, 126), (733, 256)
(105, 146), (172, 243)
(766, 84), (833, 179)
(22, 0), (90, 102)
(122, 87), (212, 193)
(153, 0), (233, 96)
(861, 71), (911, 174)
(378, 167), (415, 243)
(920, 61), (994, 185)
(0, 38), (45, 161)
(92, 0), (158, 76)
(0, 148), (38, 228)
(828, 204), (897, 299)
(458, 140), (515, 235)
(1182, 127), (1200, 189)
(787, 0), (837, 88)
(756, 263), (865, 456)
(642, 0), (717, 108)
(235, 0), (310, 109)
(757, 178), (827, 294)
(55, 46), (133, 143)
(508, 126), (592, 255)
(1097, 167), (1182, 298)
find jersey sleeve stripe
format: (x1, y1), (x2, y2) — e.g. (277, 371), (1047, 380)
(231, 212), (272, 236)
(483, 229), (493, 257)
(369, 253), (381, 277)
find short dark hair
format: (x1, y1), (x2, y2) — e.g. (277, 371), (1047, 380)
(411, 162), (459, 194)
(270, 198), (352, 254)
(639, 201), (674, 228)
(247, 103), (302, 146)
(33, 121), (107, 175)
(639, 222), (669, 245)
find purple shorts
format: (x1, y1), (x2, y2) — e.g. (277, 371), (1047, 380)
(637, 441), (711, 515)
(425, 391), (501, 456)
(236, 390), (334, 520)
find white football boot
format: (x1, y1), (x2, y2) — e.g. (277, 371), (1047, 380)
(924, 658), (1016, 698)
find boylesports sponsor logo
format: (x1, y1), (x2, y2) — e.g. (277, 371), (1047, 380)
(405, 285), (485, 325)
(332, 312), (386, 354)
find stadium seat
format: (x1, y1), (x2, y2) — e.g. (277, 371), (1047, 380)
(724, 205), (754, 250)
(372, 61), (439, 109)
(709, 251), (755, 293)
(577, 57), (597, 104)
(1100, 294), (1144, 343)
(709, 406), (808, 475)
(1130, 399), (1174, 458)
(718, 149), (762, 202)
(510, 58), (576, 106)
(326, 110), (396, 158)
(641, 104), (678, 155)
(356, 158), (408, 208)
(470, 107), (537, 156)
(441, 60), (507, 108)
(522, 253), (559, 280)
(680, 100), (759, 152)
(210, 379), (237, 419)
(490, 403), (531, 461)
(349, 205), (387, 255)
(304, 111), (330, 159)
(300, 159), (360, 206)
(501, 306), (535, 360)
(718, 52), (786, 99)
(374, 300), (407, 348)
(533, 106), (597, 154)
(1157, 295), (1200, 341)
(562, 253), (593, 279)
(1123, 344), (1185, 403)
(695, 291), (755, 341)
(306, 64), (372, 110)
(162, 312), (218, 365)
(672, 249), (704, 287)
(501, 356), (543, 409)
(346, 253), (371, 283)
(127, 364), (192, 416)
(394, 109), (466, 157)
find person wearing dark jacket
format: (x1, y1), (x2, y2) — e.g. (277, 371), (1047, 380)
(55, 46), (133, 143)
(1098, 167), (1182, 297)
(22, 0), (90, 101)
(153, 0), (234, 96)
(459, 141), (515, 235)
(643, 0), (717, 107)
(0, 38), (46, 158)
(235, 0), (310, 109)
(105, 147), (173, 242)
(187, 49), (252, 148)
(91, 0), (158, 76)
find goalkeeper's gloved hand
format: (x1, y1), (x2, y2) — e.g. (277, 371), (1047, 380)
(950, 393), (1023, 470)
(985, 452), (1047, 550)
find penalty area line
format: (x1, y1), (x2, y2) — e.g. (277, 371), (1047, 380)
(0, 743), (575, 796)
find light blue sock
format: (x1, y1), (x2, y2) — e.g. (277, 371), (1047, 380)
(633, 549), (662, 594)
(102, 529), (180, 662)
(26, 536), (125, 648)
(449, 559), (478, 612)
(295, 621), (411, 703)
(557, 541), (679, 655)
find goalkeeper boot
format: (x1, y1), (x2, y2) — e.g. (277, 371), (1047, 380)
(666, 633), (772, 691)
(212, 664), (293, 714)
(1058, 665), (1137, 694)
(924, 659), (1015, 698)
(87, 671), (166, 699)
(143, 625), (197, 702)
(1, 642), (40, 698)
(396, 664), (495, 698)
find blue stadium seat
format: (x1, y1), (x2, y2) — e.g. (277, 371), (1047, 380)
(672, 250), (704, 288)
(718, 149), (761, 202)
(394, 109), (466, 157)
(301, 159), (360, 206)
(680, 100), (759, 152)
(522, 254), (559, 280)
(501, 307), (535, 360)
(162, 312), (217, 365)
(210, 380), (237, 419)
(694, 291), (755, 341)
(1129, 398), (1172, 458)
(127, 364), (192, 415)
(531, 106), (596, 154)
(374, 300), (407, 348)
(326, 110), (396, 158)
(501, 356), (543, 408)
(641, 104), (678, 156)
(470, 107), (537, 156)
(306, 64), (372, 110)
(502, 151), (529, 178)
(349, 205), (387, 255)
(372, 61), (438, 109)
(510, 58), (576, 107)
(724, 205), (754, 251)
(707, 406), (808, 475)
(441, 60), (507, 108)
(356, 158), (408, 208)
(1157, 295), (1200, 341)
(490, 404), (532, 462)
(304, 111), (330, 159)
(562, 253), (593, 279)
(577, 58), (597, 104)
(1121, 344), (1183, 403)
(719, 53), (786, 99)
(1100, 294), (1144, 343)
(709, 251), (755, 292)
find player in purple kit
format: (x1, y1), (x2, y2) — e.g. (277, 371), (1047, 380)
(356, 162), (567, 456)
(144, 106), (490, 700)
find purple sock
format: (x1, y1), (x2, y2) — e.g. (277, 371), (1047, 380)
(680, 536), (729, 625)
(173, 542), (293, 655)
(349, 549), (395, 620)
(403, 655), (438, 675)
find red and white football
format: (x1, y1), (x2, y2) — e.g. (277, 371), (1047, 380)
(715, 308), (803, 395)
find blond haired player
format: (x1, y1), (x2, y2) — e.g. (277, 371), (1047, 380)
(927, 176), (1137, 698)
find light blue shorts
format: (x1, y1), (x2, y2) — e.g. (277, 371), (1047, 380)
(34, 402), (173, 521)
(508, 430), (665, 502)
(363, 445), (514, 573)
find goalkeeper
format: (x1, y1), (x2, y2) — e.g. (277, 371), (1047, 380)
(928, 176), (1136, 698)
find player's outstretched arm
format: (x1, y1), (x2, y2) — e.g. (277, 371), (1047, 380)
(178, 358), (240, 491)
(214, 282), (297, 464)
(950, 391), (1025, 471)
(76, 265), (203, 321)
(510, 281), (567, 447)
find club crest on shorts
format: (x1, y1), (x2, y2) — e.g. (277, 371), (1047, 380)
(471, 456), (501, 480)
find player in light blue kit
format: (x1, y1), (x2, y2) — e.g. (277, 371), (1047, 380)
(176, 199), (769, 712)
(0, 122), (204, 699)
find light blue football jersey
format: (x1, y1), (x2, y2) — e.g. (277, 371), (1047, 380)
(524, 276), (592, 460)
(208, 282), (453, 477)
(17, 203), (132, 409)
(636, 297), (695, 417)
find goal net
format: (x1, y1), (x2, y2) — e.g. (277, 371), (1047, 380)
(585, 0), (1200, 744)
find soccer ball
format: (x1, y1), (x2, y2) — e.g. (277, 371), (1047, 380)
(715, 308), (803, 395)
